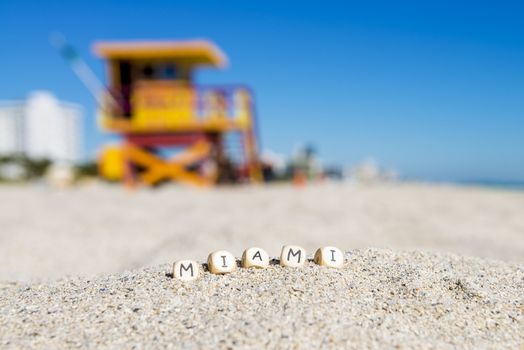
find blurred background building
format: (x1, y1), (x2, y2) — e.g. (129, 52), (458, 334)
(0, 91), (82, 164)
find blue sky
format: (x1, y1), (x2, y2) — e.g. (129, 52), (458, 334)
(1, 0), (523, 181)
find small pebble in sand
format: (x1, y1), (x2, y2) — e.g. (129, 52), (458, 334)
(280, 245), (306, 267)
(314, 246), (344, 268)
(172, 260), (200, 281)
(241, 247), (270, 269)
(207, 250), (236, 274)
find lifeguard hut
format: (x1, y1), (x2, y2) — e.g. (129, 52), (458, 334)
(93, 40), (261, 187)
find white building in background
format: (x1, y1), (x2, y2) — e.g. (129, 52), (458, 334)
(0, 102), (24, 155)
(0, 91), (82, 163)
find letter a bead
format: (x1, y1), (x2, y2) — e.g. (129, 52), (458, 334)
(241, 247), (269, 269)
(173, 260), (199, 281)
(280, 245), (306, 267)
(207, 250), (236, 274)
(314, 246), (344, 268)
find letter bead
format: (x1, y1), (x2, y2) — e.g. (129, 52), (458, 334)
(207, 250), (237, 274)
(241, 247), (269, 269)
(173, 260), (200, 281)
(314, 246), (344, 268)
(280, 245), (306, 267)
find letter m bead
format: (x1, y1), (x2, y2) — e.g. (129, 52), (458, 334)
(280, 245), (306, 267)
(173, 260), (199, 281)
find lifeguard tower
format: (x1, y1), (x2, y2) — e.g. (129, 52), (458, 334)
(93, 40), (261, 187)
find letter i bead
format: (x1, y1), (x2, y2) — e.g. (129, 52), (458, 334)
(314, 246), (344, 268)
(207, 250), (237, 274)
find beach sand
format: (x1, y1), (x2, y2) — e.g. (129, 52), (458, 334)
(0, 182), (523, 282)
(1, 249), (522, 349)
(0, 182), (523, 348)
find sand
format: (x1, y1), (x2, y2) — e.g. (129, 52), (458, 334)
(0, 182), (523, 348)
(1, 249), (522, 349)
(0, 182), (523, 282)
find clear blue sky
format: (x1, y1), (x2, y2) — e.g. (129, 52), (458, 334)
(1, 0), (523, 181)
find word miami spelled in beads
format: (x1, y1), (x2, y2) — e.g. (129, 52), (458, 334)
(173, 245), (345, 281)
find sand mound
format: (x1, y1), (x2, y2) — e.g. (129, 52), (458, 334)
(1, 249), (522, 349)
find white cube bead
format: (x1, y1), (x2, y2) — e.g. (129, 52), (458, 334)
(207, 250), (237, 274)
(280, 245), (306, 267)
(173, 260), (199, 281)
(241, 247), (269, 269)
(314, 246), (344, 268)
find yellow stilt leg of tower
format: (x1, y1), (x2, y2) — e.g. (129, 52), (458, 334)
(123, 140), (214, 187)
